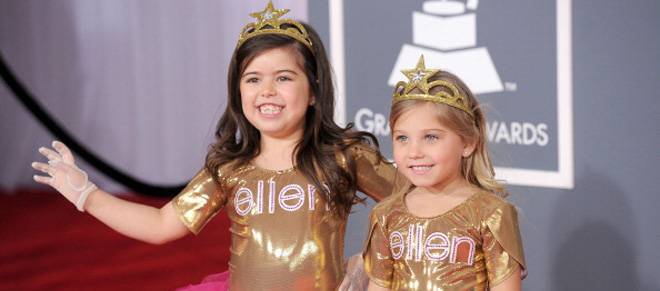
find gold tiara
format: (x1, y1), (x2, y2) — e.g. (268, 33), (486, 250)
(237, 1), (313, 49)
(392, 55), (473, 117)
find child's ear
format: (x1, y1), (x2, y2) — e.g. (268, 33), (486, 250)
(309, 95), (316, 106)
(462, 139), (477, 158)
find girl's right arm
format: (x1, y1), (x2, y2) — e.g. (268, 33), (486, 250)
(362, 207), (395, 291)
(84, 190), (189, 244)
(32, 141), (190, 244)
(367, 281), (389, 291)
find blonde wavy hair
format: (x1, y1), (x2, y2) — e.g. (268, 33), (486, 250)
(389, 70), (507, 196)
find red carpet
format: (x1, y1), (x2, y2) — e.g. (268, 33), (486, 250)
(0, 189), (230, 291)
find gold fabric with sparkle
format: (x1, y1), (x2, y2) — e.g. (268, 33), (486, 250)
(173, 144), (400, 291)
(363, 190), (526, 290)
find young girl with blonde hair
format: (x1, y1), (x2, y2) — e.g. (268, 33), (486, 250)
(363, 56), (526, 290)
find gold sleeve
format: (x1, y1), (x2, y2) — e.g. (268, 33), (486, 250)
(172, 169), (226, 235)
(362, 210), (394, 288)
(348, 143), (404, 202)
(482, 203), (527, 285)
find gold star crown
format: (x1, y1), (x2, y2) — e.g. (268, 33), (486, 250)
(392, 55), (474, 117)
(237, 1), (313, 49)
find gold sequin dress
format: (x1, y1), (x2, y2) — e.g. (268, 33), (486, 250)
(172, 144), (400, 291)
(363, 190), (526, 290)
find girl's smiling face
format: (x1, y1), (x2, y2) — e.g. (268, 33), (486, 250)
(392, 102), (475, 190)
(240, 46), (314, 140)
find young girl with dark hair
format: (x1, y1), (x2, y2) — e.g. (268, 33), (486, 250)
(32, 2), (400, 290)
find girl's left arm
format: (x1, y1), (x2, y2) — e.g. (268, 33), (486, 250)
(482, 202), (527, 289)
(491, 270), (521, 291)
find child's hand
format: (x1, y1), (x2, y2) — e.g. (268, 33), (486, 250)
(338, 253), (369, 291)
(32, 141), (97, 211)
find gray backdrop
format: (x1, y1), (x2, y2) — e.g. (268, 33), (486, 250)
(310, 0), (660, 290)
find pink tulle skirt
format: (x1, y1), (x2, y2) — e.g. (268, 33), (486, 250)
(176, 271), (229, 291)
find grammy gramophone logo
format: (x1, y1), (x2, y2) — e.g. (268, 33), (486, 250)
(385, 0), (574, 189)
(388, 0), (503, 95)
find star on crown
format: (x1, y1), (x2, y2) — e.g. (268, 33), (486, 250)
(250, 1), (289, 28)
(237, 1), (313, 49)
(401, 55), (439, 94)
(392, 55), (474, 117)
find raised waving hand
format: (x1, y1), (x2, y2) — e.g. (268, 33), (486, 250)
(32, 141), (96, 211)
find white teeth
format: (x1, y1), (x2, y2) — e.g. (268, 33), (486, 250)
(259, 104), (282, 115)
(411, 166), (431, 171)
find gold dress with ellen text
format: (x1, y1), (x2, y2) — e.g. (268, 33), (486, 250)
(363, 190), (526, 290)
(172, 143), (401, 291)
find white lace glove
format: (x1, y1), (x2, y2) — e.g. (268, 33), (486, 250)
(32, 141), (97, 212)
(338, 253), (369, 291)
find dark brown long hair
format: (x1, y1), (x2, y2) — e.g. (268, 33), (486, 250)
(205, 23), (380, 218)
